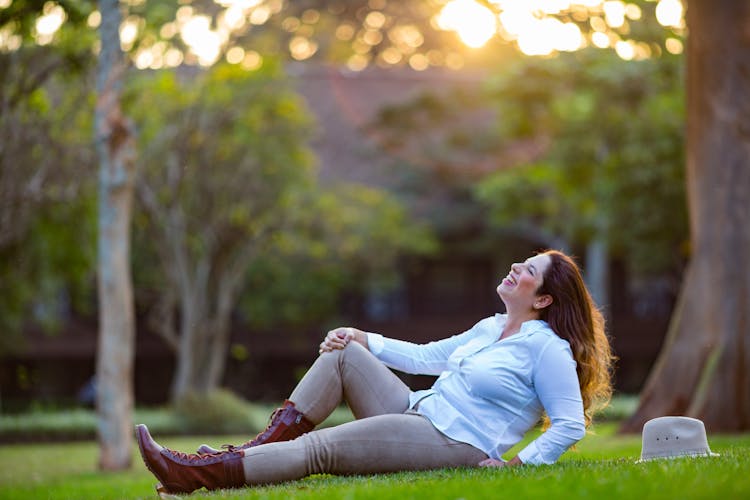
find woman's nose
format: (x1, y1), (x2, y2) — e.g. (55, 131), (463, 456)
(511, 262), (521, 273)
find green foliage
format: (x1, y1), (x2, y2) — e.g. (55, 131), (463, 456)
(173, 389), (255, 434)
(0, 46), (97, 353)
(477, 48), (687, 277)
(128, 59), (315, 244)
(240, 183), (436, 329)
(126, 59), (318, 348)
(127, 60), (434, 336)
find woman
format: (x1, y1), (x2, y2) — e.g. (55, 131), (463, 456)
(136, 250), (614, 494)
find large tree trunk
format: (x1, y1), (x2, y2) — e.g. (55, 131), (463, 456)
(621, 0), (750, 432)
(95, 0), (137, 470)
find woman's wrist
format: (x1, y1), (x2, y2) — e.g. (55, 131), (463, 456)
(353, 329), (369, 350)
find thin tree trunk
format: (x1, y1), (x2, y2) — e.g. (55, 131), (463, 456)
(203, 266), (243, 391)
(172, 299), (234, 397)
(95, 0), (137, 471)
(171, 288), (206, 400)
(621, 0), (750, 432)
(585, 237), (609, 315)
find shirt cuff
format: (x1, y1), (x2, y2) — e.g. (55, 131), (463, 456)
(517, 441), (543, 465)
(366, 332), (384, 355)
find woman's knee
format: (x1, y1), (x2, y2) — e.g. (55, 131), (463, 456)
(337, 341), (377, 369)
(319, 339), (369, 363)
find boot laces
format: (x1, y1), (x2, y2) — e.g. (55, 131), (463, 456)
(220, 407), (285, 451)
(165, 448), (234, 464)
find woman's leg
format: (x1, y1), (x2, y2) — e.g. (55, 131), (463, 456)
(241, 413), (488, 485)
(199, 342), (409, 454)
(289, 341), (411, 424)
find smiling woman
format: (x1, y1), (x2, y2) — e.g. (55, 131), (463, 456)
(134, 249), (615, 495)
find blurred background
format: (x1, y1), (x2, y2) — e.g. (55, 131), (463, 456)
(1, 0), (688, 430)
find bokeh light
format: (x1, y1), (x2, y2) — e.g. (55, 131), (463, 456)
(289, 36), (318, 61)
(8, 0), (687, 68)
(442, 0), (684, 60)
(665, 37), (683, 54)
(241, 50), (263, 70)
(87, 11), (101, 29)
(437, 0), (496, 49)
(226, 45), (245, 64)
(408, 53), (429, 71)
(34, 2), (66, 45)
(655, 0), (684, 28)
(180, 15), (222, 66)
(603, 1), (626, 29)
(615, 39), (634, 60)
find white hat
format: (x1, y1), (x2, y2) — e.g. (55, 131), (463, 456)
(638, 416), (719, 462)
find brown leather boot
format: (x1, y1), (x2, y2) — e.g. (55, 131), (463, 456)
(197, 399), (314, 454)
(135, 424), (246, 494)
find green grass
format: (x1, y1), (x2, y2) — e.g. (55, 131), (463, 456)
(1, 423), (748, 499)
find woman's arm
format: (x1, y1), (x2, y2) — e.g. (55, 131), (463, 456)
(516, 340), (586, 465)
(319, 318), (493, 376)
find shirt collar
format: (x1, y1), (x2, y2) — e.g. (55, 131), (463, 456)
(494, 314), (550, 340)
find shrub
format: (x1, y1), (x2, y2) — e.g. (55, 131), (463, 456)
(173, 389), (254, 434)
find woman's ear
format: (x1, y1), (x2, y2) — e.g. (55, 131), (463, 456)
(533, 294), (553, 310)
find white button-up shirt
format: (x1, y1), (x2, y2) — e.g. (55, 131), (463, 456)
(366, 314), (586, 465)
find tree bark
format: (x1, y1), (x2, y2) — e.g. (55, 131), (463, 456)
(585, 237), (610, 316)
(169, 260), (242, 400)
(95, 0), (137, 470)
(621, 0), (750, 432)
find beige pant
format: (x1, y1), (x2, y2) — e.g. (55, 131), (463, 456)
(241, 342), (487, 485)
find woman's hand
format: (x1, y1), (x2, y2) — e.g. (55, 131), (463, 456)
(478, 458), (507, 468)
(479, 456), (522, 468)
(319, 327), (367, 354)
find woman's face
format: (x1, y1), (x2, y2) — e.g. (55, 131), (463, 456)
(496, 254), (552, 312)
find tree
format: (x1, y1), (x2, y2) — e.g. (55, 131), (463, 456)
(475, 49), (687, 307)
(0, 0), (96, 354)
(95, 0), (137, 470)
(239, 182), (436, 331)
(367, 48), (687, 311)
(127, 62), (433, 400)
(129, 62), (315, 400)
(622, 0), (750, 432)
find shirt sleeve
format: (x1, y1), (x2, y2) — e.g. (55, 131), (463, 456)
(516, 339), (586, 465)
(366, 322), (486, 376)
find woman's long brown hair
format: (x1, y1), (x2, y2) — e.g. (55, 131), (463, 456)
(536, 250), (615, 427)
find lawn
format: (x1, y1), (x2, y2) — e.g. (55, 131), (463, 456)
(1, 423), (748, 500)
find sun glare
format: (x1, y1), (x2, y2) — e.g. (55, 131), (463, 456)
(440, 0), (684, 60)
(437, 0), (496, 49)
(180, 15), (222, 66)
(12, 0), (687, 68)
(655, 0), (684, 28)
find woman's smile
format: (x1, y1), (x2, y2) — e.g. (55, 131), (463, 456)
(502, 274), (518, 287)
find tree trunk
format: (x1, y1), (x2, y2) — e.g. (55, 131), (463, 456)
(170, 297), (235, 399)
(95, 0), (137, 470)
(585, 237), (609, 316)
(621, 0), (750, 432)
(167, 244), (252, 400)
